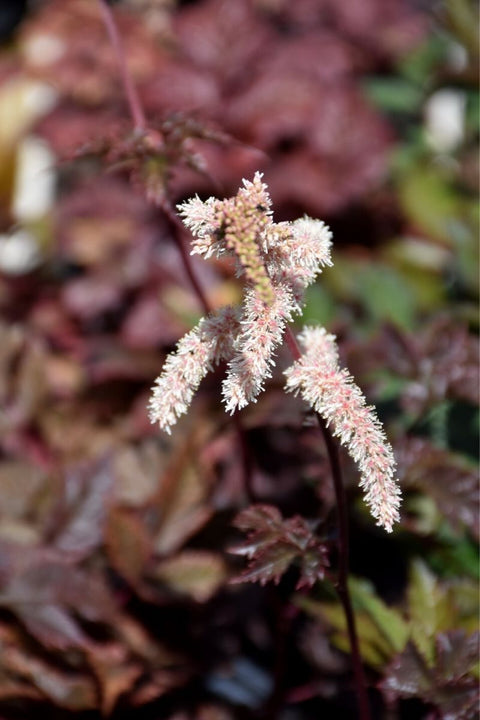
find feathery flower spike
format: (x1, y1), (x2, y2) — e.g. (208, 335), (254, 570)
(148, 306), (241, 433)
(284, 327), (401, 532)
(149, 174), (401, 531)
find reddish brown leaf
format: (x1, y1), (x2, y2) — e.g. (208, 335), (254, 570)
(151, 429), (214, 555)
(2, 645), (97, 711)
(371, 320), (480, 415)
(0, 543), (114, 650)
(53, 456), (115, 558)
(87, 643), (143, 716)
(396, 437), (480, 538)
(153, 550), (227, 602)
(381, 631), (480, 720)
(105, 507), (152, 588)
(230, 505), (329, 588)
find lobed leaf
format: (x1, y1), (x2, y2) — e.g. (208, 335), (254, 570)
(230, 504), (328, 589)
(397, 437), (480, 538)
(381, 630), (480, 719)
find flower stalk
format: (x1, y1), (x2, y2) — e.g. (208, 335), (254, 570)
(286, 325), (372, 720)
(149, 175), (400, 534)
(97, 8), (398, 717)
(97, 0), (146, 131)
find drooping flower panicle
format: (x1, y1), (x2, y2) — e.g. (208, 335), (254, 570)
(284, 327), (401, 532)
(222, 285), (298, 413)
(149, 173), (401, 531)
(166, 172), (332, 417)
(148, 306), (241, 433)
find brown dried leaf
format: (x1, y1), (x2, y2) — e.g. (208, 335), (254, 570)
(0, 543), (114, 650)
(114, 612), (182, 665)
(2, 645), (97, 711)
(40, 405), (120, 463)
(105, 507), (152, 587)
(87, 643), (143, 716)
(153, 550), (227, 603)
(130, 668), (189, 707)
(53, 456), (115, 558)
(0, 327), (48, 435)
(0, 460), (46, 522)
(152, 430), (214, 555)
(113, 441), (168, 507)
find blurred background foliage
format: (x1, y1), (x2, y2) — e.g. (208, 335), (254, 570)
(0, 0), (478, 718)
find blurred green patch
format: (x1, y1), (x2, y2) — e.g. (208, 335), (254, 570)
(363, 78), (423, 114)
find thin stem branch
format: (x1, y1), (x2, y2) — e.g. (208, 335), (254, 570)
(232, 412), (255, 503)
(262, 589), (294, 719)
(285, 326), (371, 720)
(316, 414), (371, 720)
(163, 206), (254, 503)
(98, 0), (255, 503)
(160, 202), (212, 316)
(96, 12), (367, 714)
(97, 0), (146, 131)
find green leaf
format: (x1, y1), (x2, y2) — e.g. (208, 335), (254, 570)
(363, 78), (423, 114)
(397, 35), (449, 85)
(407, 559), (455, 665)
(382, 237), (448, 311)
(296, 579), (409, 669)
(349, 579), (409, 655)
(295, 597), (391, 668)
(397, 165), (463, 245)
(355, 263), (416, 329)
(429, 536), (480, 581)
(303, 284), (336, 328)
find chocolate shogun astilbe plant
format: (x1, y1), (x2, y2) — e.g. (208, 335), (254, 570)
(148, 173), (401, 533)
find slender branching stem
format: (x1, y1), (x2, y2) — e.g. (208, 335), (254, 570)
(99, 9), (369, 714)
(285, 326), (371, 720)
(161, 203), (212, 316)
(98, 0), (254, 501)
(232, 412), (255, 503)
(97, 0), (146, 131)
(316, 414), (371, 720)
(162, 206), (255, 503)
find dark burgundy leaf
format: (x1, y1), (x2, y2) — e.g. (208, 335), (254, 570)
(231, 541), (298, 587)
(230, 504), (328, 588)
(381, 631), (480, 720)
(0, 542), (115, 650)
(1, 645), (97, 710)
(371, 320), (480, 415)
(396, 437), (480, 538)
(105, 507), (152, 588)
(53, 456), (115, 558)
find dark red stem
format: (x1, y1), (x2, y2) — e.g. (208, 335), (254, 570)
(98, 0), (146, 131)
(98, 0), (254, 502)
(96, 12), (367, 714)
(232, 412), (255, 503)
(160, 203), (212, 316)
(285, 326), (371, 720)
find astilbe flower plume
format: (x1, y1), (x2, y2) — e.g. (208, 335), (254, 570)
(149, 173), (401, 531)
(284, 328), (401, 532)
